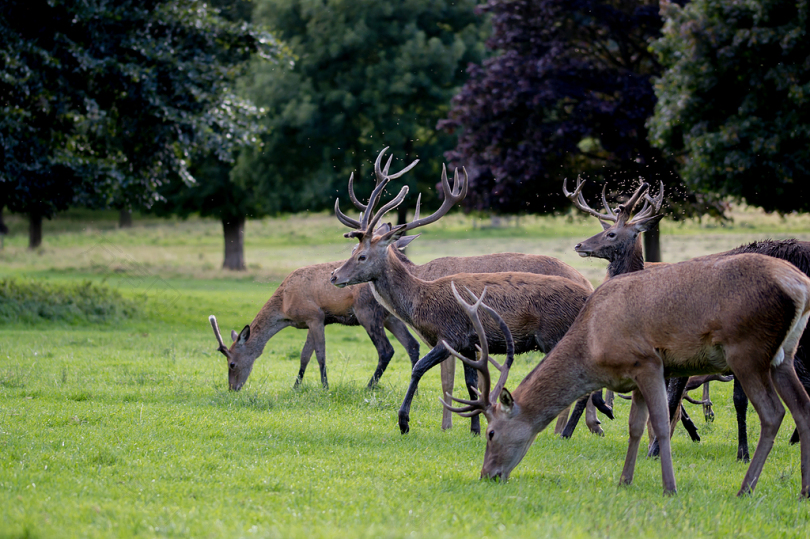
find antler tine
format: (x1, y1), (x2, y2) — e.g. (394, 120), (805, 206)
(347, 172), (368, 212)
(400, 164), (468, 233)
(365, 185), (410, 235)
(208, 315), (232, 358)
(629, 180), (664, 223)
(563, 176), (617, 222)
(358, 147), (420, 232)
(477, 303), (514, 401)
(334, 198), (362, 229)
(600, 183), (617, 220)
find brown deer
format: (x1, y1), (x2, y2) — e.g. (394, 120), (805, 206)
(208, 262), (421, 391)
(443, 254), (810, 496)
(568, 178), (810, 460)
(330, 149), (593, 435)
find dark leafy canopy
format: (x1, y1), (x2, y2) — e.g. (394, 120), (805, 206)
(233, 0), (488, 215)
(0, 0), (283, 218)
(650, 0), (810, 213)
(440, 0), (711, 215)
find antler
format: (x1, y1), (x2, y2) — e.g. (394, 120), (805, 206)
(628, 180), (665, 224)
(398, 163), (468, 233)
(334, 147), (419, 231)
(209, 315), (231, 358)
(563, 176), (617, 222)
(438, 283), (514, 418)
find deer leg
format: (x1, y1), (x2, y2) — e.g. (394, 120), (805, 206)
(462, 362), (481, 435)
(295, 331), (316, 388)
(679, 404), (700, 442)
(554, 406), (571, 436)
(733, 377), (750, 462)
(732, 365), (784, 496)
(585, 396), (604, 436)
(560, 395), (589, 438)
(591, 390), (614, 419)
(648, 376), (688, 457)
(620, 390), (649, 487)
(702, 381), (715, 422)
(398, 346), (451, 434)
(384, 316), (420, 368)
(639, 372), (678, 495)
(771, 359), (810, 497)
(307, 319), (328, 389)
(441, 355), (456, 431)
(605, 390), (615, 410)
(356, 307), (396, 389)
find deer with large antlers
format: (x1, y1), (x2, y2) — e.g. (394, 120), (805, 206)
(330, 148), (593, 435)
(568, 178), (810, 460)
(443, 254), (810, 496)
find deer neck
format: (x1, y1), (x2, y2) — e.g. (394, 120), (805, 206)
(512, 338), (601, 433)
(607, 236), (645, 278)
(367, 247), (422, 328)
(245, 293), (292, 356)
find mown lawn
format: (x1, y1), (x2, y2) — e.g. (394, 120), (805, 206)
(1, 208), (810, 538)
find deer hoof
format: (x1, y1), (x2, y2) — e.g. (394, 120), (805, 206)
(398, 412), (410, 434)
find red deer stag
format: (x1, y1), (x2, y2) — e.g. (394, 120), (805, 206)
(337, 149), (598, 433)
(330, 150), (593, 435)
(569, 178), (810, 460)
(208, 261), (421, 391)
(443, 254), (810, 496)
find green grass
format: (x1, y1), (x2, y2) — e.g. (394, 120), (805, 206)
(1, 207), (810, 538)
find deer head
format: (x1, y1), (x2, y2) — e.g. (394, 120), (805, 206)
(563, 177), (665, 275)
(439, 283), (533, 481)
(331, 147), (467, 287)
(209, 315), (253, 390)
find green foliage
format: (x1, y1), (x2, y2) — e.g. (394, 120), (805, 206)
(233, 0), (488, 215)
(0, 278), (139, 325)
(650, 0), (810, 213)
(0, 0), (285, 218)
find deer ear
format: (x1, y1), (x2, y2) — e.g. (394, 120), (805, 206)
(599, 219), (612, 231)
(379, 224), (408, 245)
(632, 213), (664, 233)
(499, 388), (514, 412)
(395, 234), (420, 251)
(237, 325), (250, 344)
(231, 330), (238, 342)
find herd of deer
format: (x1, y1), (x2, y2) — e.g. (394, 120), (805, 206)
(209, 148), (810, 498)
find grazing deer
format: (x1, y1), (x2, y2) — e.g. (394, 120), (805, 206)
(330, 149), (593, 435)
(568, 178), (810, 460)
(208, 261), (421, 391)
(443, 254), (810, 496)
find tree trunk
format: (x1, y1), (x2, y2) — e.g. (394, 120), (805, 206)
(29, 212), (42, 250)
(222, 216), (246, 270)
(119, 209), (133, 228)
(643, 221), (662, 263)
(0, 207), (8, 235)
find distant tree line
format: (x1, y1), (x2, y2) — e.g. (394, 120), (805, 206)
(2, 0), (808, 269)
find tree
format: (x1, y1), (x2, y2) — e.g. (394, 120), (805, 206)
(649, 0), (810, 213)
(233, 0), (488, 220)
(153, 156), (261, 270)
(0, 0), (283, 247)
(439, 0), (726, 261)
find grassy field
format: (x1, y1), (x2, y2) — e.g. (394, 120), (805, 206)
(2, 207), (810, 538)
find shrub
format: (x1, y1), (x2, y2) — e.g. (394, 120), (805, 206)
(0, 278), (139, 325)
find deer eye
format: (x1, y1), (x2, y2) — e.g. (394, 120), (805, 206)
(488, 430), (495, 441)
(607, 232), (617, 239)
(358, 254), (367, 261)
(229, 362), (236, 370)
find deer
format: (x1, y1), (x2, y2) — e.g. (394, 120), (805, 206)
(442, 253), (810, 496)
(208, 260), (422, 391)
(330, 149), (594, 435)
(567, 177), (810, 460)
